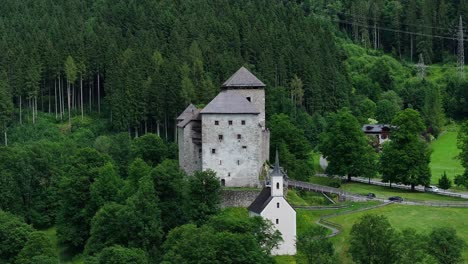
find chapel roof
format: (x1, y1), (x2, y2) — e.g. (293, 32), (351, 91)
(200, 90), (260, 114)
(247, 187), (273, 214)
(271, 149), (282, 177)
(222, 66), (265, 88)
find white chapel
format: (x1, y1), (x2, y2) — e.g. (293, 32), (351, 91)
(248, 151), (297, 256)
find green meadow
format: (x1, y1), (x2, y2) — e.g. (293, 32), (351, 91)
(430, 130), (464, 184)
(329, 204), (468, 263)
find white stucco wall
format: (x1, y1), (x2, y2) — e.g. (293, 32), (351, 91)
(201, 113), (263, 187)
(226, 88), (265, 124)
(261, 197), (296, 256)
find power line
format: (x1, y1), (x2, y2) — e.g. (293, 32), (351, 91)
(334, 10), (459, 33)
(458, 16), (465, 79)
(332, 18), (468, 42)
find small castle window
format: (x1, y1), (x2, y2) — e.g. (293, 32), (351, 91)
(276, 219), (279, 224)
(228, 172), (231, 177)
(215, 120), (219, 125)
(219, 160), (222, 165)
(241, 120), (246, 125)
(237, 134), (242, 139)
(277, 202), (280, 208)
(276, 182), (280, 189)
(242, 146), (247, 149)
(228, 120), (233, 125)
(218, 134), (223, 140)
(221, 179), (225, 186)
(237, 160), (240, 165)
(246, 97), (251, 102)
(211, 149), (216, 154)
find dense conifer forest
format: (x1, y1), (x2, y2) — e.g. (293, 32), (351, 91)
(0, 0), (468, 263)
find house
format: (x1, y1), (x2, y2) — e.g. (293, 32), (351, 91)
(177, 67), (270, 187)
(362, 124), (394, 147)
(248, 151), (296, 256)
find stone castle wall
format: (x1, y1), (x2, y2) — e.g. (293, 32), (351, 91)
(222, 189), (262, 208)
(202, 113), (262, 187)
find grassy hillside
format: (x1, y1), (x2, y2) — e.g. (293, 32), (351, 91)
(430, 129), (464, 183)
(329, 204), (468, 263)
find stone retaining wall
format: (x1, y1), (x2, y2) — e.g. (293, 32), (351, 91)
(222, 189), (262, 208)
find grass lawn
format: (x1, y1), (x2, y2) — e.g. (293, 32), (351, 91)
(328, 204), (468, 263)
(430, 130), (464, 183)
(341, 182), (467, 202)
(286, 189), (332, 206)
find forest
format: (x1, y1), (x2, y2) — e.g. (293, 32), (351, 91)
(0, 0), (468, 263)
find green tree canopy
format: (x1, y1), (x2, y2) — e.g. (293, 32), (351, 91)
(319, 108), (377, 181)
(15, 231), (58, 264)
(349, 214), (399, 264)
(428, 227), (465, 264)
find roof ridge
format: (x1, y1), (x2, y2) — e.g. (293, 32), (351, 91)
(222, 66), (265, 88)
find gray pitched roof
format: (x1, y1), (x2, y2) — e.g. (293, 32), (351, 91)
(200, 90), (260, 114)
(177, 104), (198, 120)
(248, 187), (272, 214)
(177, 111), (200, 128)
(222, 66), (266, 88)
(271, 149), (282, 177)
(362, 124), (394, 134)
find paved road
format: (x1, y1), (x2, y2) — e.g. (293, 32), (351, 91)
(288, 179), (468, 207)
(318, 156), (468, 199)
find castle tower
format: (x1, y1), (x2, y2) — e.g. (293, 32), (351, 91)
(177, 66), (270, 187)
(222, 66), (266, 124)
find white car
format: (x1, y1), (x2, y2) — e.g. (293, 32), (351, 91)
(424, 185), (439, 192)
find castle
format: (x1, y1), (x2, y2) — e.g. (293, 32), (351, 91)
(177, 67), (270, 187)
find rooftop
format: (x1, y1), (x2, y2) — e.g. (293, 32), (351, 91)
(222, 66), (265, 88)
(200, 90), (260, 114)
(247, 187), (273, 214)
(363, 124), (394, 134)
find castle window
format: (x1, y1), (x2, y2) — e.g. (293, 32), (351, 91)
(242, 146), (247, 149)
(241, 120), (246, 125)
(228, 172), (231, 177)
(276, 219), (279, 224)
(246, 97), (251, 102)
(237, 160), (240, 165)
(228, 120), (233, 125)
(276, 182), (280, 189)
(221, 179), (225, 186)
(219, 160), (222, 165)
(211, 149), (216, 154)
(237, 134), (242, 139)
(277, 202), (280, 208)
(218, 134), (223, 140)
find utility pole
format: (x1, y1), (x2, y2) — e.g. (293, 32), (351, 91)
(458, 16), (465, 79)
(417, 54), (427, 79)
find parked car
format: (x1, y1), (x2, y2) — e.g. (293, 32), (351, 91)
(367, 193), (376, 198)
(388, 196), (403, 202)
(424, 185), (439, 192)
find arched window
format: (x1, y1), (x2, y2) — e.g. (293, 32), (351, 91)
(277, 202), (280, 208)
(276, 219), (279, 224)
(276, 182), (280, 189)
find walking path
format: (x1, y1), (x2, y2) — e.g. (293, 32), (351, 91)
(316, 202), (395, 238)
